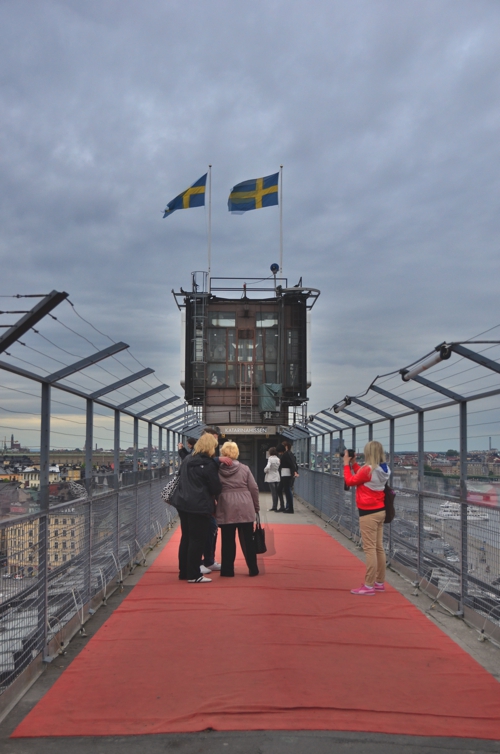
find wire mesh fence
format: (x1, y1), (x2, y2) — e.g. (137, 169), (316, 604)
(295, 467), (500, 641)
(0, 473), (177, 700)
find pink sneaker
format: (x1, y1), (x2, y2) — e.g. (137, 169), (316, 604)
(374, 582), (385, 591)
(351, 584), (376, 595)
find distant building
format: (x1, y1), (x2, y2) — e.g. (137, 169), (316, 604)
(6, 507), (84, 575)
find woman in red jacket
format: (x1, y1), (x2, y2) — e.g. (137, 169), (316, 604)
(343, 440), (390, 595)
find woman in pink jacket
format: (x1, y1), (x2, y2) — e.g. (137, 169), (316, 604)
(343, 440), (390, 595)
(216, 441), (260, 577)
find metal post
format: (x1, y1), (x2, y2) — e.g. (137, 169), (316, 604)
(338, 429), (343, 476)
(351, 427), (356, 537)
(133, 417), (139, 476)
(85, 397), (93, 604)
(158, 427), (163, 479)
(329, 431), (334, 475)
(417, 411), (424, 577)
(166, 429), (171, 473)
(39, 383), (50, 659)
(321, 434), (325, 512)
(114, 409), (120, 490)
(85, 398), (93, 491)
(147, 422), (152, 480)
(388, 418), (395, 557)
(368, 423), (373, 441)
(113, 409), (120, 569)
(459, 401), (468, 614)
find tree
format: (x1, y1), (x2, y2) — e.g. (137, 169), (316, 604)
(446, 449), (459, 457)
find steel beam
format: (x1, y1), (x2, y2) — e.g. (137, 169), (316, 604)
(452, 344), (500, 374)
(350, 396), (393, 419)
(135, 395), (179, 417)
(89, 368), (154, 399)
(310, 415), (343, 432)
(0, 290), (68, 354)
(154, 404), (185, 422)
(47, 342), (129, 383)
(169, 415), (197, 431)
(321, 410), (354, 428)
(342, 408), (373, 424)
(370, 384), (421, 411)
(117, 384), (169, 410)
(411, 375), (464, 402)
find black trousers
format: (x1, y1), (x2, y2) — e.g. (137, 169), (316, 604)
(178, 510), (211, 580)
(278, 477), (294, 512)
(220, 522), (259, 577)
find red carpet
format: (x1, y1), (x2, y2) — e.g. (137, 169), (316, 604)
(12, 524), (500, 739)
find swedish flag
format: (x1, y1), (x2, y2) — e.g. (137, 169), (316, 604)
(163, 173), (207, 218)
(228, 172), (279, 213)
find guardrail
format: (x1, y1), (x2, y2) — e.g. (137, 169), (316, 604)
(295, 467), (500, 644)
(0, 470), (177, 712)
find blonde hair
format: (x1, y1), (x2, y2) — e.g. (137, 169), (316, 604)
(193, 434), (218, 457)
(220, 441), (239, 459)
(363, 440), (386, 470)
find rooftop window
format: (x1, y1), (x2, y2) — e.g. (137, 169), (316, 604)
(209, 312), (236, 327)
(256, 312), (278, 327)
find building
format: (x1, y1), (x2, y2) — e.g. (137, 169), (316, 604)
(5, 507), (84, 575)
(21, 466), (61, 490)
(173, 272), (319, 486)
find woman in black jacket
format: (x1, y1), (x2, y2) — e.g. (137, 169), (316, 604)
(277, 443), (298, 513)
(171, 434), (222, 583)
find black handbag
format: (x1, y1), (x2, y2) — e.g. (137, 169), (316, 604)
(253, 513), (267, 554)
(384, 483), (396, 524)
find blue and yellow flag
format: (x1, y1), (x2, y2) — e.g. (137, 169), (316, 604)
(163, 173), (207, 218)
(228, 172), (279, 213)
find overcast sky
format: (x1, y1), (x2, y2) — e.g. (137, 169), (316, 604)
(2, 0), (500, 449)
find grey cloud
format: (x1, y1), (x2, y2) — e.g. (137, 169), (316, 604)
(1, 0), (500, 441)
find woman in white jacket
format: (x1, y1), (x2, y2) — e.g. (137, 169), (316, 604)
(264, 447), (281, 511)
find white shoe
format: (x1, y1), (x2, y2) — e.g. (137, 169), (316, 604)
(208, 562), (221, 571)
(200, 565), (211, 574)
(188, 576), (212, 583)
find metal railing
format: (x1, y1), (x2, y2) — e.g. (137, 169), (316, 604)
(0, 470), (177, 705)
(295, 468), (500, 642)
(0, 292), (191, 712)
(292, 334), (500, 645)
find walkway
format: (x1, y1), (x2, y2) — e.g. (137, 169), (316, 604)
(1, 496), (500, 753)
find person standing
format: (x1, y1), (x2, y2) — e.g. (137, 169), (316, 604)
(277, 443), (298, 513)
(216, 441), (260, 577)
(178, 437), (196, 461)
(343, 440), (390, 595)
(264, 447), (280, 511)
(170, 434), (222, 583)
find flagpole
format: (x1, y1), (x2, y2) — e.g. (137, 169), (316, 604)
(208, 164), (212, 291)
(279, 165), (283, 275)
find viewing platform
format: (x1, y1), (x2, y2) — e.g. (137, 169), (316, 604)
(1, 494), (500, 754)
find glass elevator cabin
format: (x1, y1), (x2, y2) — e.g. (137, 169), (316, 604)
(172, 272), (320, 489)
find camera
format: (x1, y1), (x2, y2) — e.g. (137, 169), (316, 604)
(346, 449), (355, 458)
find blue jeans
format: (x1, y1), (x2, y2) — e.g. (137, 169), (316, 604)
(202, 515), (218, 567)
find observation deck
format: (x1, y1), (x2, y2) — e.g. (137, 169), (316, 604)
(1, 292), (500, 751)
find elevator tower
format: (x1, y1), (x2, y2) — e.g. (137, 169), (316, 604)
(172, 271), (319, 487)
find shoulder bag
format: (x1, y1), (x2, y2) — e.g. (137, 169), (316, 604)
(384, 483), (396, 524)
(161, 472), (180, 504)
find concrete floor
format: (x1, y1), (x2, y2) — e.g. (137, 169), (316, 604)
(1, 494), (500, 754)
